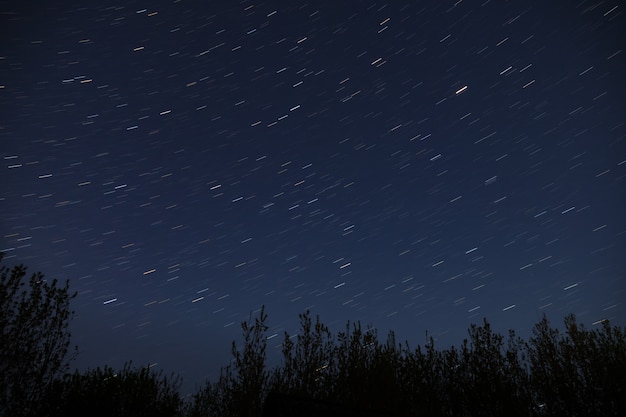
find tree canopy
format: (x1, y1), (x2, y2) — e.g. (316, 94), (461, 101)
(1, 255), (624, 416)
(190, 309), (625, 417)
(0, 254), (77, 417)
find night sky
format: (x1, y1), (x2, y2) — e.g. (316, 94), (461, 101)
(2, 1), (625, 394)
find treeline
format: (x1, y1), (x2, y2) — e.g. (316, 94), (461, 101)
(37, 310), (626, 417)
(187, 308), (625, 417)
(1, 257), (625, 416)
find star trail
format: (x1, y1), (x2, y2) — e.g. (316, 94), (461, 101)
(1, 1), (624, 393)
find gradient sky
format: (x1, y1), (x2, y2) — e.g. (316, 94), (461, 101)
(2, 1), (624, 394)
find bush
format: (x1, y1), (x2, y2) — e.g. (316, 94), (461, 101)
(192, 309), (625, 417)
(0, 255), (76, 417)
(45, 363), (183, 417)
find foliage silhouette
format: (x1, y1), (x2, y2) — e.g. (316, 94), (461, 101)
(0, 254), (77, 417)
(189, 306), (269, 417)
(44, 362), (183, 417)
(2, 255), (624, 416)
(192, 309), (625, 417)
(528, 315), (626, 416)
(270, 311), (335, 399)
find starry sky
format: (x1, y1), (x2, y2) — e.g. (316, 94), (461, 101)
(1, 1), (625, 394)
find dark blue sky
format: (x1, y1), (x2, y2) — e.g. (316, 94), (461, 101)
(2, 1), (624, 394)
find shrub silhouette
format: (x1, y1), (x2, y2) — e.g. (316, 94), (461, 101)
(270, 311), (335, 399)
(0, 254), (77, 417)
(45, 362), (183, 417)
(2, 255), (624, 416)
(192, 309), (625, 417)
(528, 315), (626, 416)
(40, 308), (624, 417)
(189, 306), (270, 417)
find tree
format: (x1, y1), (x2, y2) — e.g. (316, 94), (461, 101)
(230, 305), (270, 417)
(333, 321), (385, 409)
(190, 306), (270, 417)
(528, 314), (626, 417)
(271, 310), (335, 399)
(452, 320), (531, 416)
(184, 306), (626, 416)
(0, 254), (77, 417)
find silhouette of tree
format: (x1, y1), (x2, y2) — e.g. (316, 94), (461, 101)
(271, 310), (335, 399)
(189, 306), (269, 417)
(397, 336), (443, 416)
(0, 254), (77, 417)
(192, 308), (624, 417)
(8, 255), (624, 416)
(361, 330), (404, 414)
(528, 314), (626, 416)
(333, 321), (372, 404)
(446, 320), (531, 416)
(231, 305), (270, 417)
